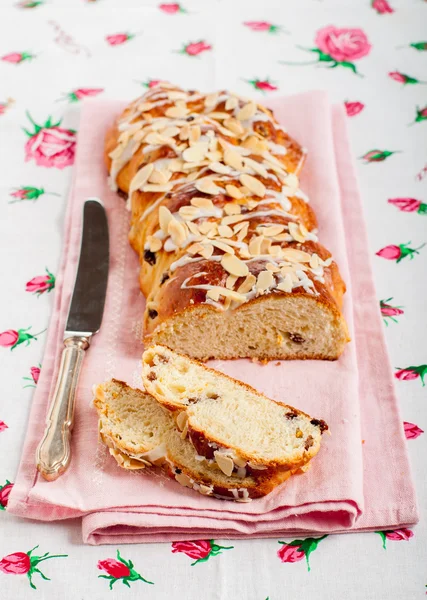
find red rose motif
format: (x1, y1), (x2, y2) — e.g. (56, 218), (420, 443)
(315, 26), (371, 63)
(1, 52), (33, 64)
(376, 245), (401, 260)
(69, 88), (104, 102)
(171, 540), (211, 560)
(106, 33), (133, 46)
(395, 368), (419, 381)
(0, 330), (19, 348)
(344, 101), (364, 116)
(388, 198), (422, 212)
(0, 553), (31, 575)
(24, 113), (76, 169)
(98, 558), (131, 578)
(372, 0), (394, 13)
(26, 275), (50, 294)
(381, 305), (403, 317)
(0, 482), (13, 508)
(159, 3), (183, 13)
(277, 544), (305, 564)
(404, 422), (424, 440)
(148, 79), (161, 88)
(244, 21), (280, 33)
(183, 41), (212, 56)
(0, 421), (8, 433)
(385, 528), (414, 541)
(10, 189), (27, 200)
(31, 366), (41, 384)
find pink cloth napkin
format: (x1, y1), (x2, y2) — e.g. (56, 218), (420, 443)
(8, 92), (419, 545)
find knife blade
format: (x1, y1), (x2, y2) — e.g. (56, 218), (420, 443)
(36, 198), (109, 481)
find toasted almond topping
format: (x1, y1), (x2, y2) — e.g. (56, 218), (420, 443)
(269, 245), (282, 256)
(209, 162), (232, 175)
(242, 135), (268, 154)
(133, 129), (147, 142)
(206, 287), (221, 301)
(249, 235), (264, 256)
(129, 163), (154, 191)
(145, 132), (166, 145)
(283, 173), (299, 189)
(224, 203), (241, 216)
(161, 126), (180, 138)
(237, 273), (256, 294)
(142, 183), (173, 193)
(199, 243), (214, 259)
(165, 105), (189, 119)
(168, 218), (187, 246)
(206, 150), (222, 162)
(167, 90), (188, 100)
(277, 274), (293, 293)
(168, 158), (184, 172)
(175, 472), (193, 488)
(147, 237), (162, 252)
(190, 125), (201, 143)
(176, 411), (188, 432)
(209, 111), (231, 120)
(212, 240), (235, 254)
(221, 253), (248, 277)
(190, 197), (215, 210)
(256, 270), (274, 291)
(236, 222), (249, 242)
(186, 170), (201, 181)
(218, 224), (234, 238)
(288, 222), (306, 243)
(310, 253), (320, 269)
(198, 220), (217, 234)
(205, 92), (219, 107)
(282, 248), (312, 263)
(225, 96), (239, 110)
(179, 205), (199, 220)
(159, 205), (173, 233)
(244, 157), (269, 178)
(199, 483), (213, 495)
(187, 221), (201, 236)
(179, 124), (190, 140)
(222, 213), (246, 226)
(226, 274), (238, 289)
(187, 242), (204, 255)
(240, 173), (266, 198)
(137, 102), (154, 112)
(237, 101), (257, 121)
(261, 238), (272, 254)
(195, 177), (222, 195)
(224, 117), (245, 135)
(183, 143), (208, 163)
(224, 148), (244, 171)
(225, 184), (244, 199)
(258, 224), (286, 237)
(214, 452), (235, 476)
(149, 168), (168, 185)
(266, 263), (281, 273)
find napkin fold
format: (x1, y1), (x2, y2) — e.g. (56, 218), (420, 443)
(8, 93), (419, 544)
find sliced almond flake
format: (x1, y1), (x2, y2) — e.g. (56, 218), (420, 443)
(205, 92), (219, 108)
(240, 173), (266, 198)
(187, 221), (200, 236)
(144, 132), (164, 145)
(182, 160), (210, 171)
(186, 170), (200, 182)
(260, 238), (272, 254)
(179, 125), (190, 140)
(142, 183), (172, 193)
(209, 112), (231, 120)
(206, 288), (221, 302)
(224, 118), (244, 135)
(195, 178), (222, 195)
(224, 148), (244, 170)
(288, 222), (306, 243)
(206, 150), (222, 162)
(244, 157), (269, 178)
(224, 203), (241, 216)
(214, 452), (234, 477)
(161, 126), (181, 138)
(237, 273), (256, 294)
(165, 103), (189, 119)
(249, 235), (264, 256)
(283, 173), (299, 189)
(281, 185), (297, 197)
(242, 135), (268, 154)
(233, 221), (248, 233)
(225, 96), (239, 110)
(199, 243), (214, 259)
(187, 242), (204, 256)
(256, 270), (274, 291)
(214, 123), (238, 138)
(149, 168), (168, 185)
(266, 262), (281, 272)
(268, 245), (282, 256)
(205, 227), (218, 239)
(179, 205), (200, 220)
(137, 102), (154, 112)
(277, 274), (293, 293)
(239, 186), (251, 197)
(209, 162), (231, 175)
(159, 205), (173, 233)
(183, 143), (208, 163)
(190, 125), (201, 143)
(274, 233), (293, 242)
(225, 184), (244, 200)
(208, 136), (219, 152)
(129, 164), (154, 191)
(133, 129), (147, 142)
(222, 213), (246, 226)
(223, 296), (232, 310)
(148, 237), (163, 252)
(258, 224), (286, 237)
(221, 253), (248, 277)
(237, 224), (249, 243)
(167, 91), (188, 101)
(218, 224), (234, 238)
(149, 118), (169, 131)
(322, 257), (333, 267)
(168, 218), (187, 247)
(168, 159), (184, 172)
(198, 220), (217, 235)
(300, 223), (309, 237)
(282, 248), (312, 263)
(211, 240), (235, 254)
(190, 197), (214, 210)
(226, 274), (238, 289)
(108, 144), (126, 160)
(237, 101), (257, 121)
(309, 253), (320, 269)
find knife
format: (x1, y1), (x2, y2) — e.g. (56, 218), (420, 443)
(36, 198), (109, 481)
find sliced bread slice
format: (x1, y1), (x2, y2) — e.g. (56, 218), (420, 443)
(93, 379), (294, 501)
(142, 345), (328, 474)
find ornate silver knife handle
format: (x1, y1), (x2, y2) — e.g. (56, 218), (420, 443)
(36, 336), (90, 481)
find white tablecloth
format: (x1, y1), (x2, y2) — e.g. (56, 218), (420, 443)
(0, 0), (426, 598)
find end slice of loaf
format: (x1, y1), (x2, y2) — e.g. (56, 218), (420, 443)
(93, 379), (294, 501)
(142, 345), (328, 474)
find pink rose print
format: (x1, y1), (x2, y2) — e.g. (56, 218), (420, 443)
(178, 41), (212, 56)
(0, 481), (13, 509)
(23, 365), (41, 388)
(62, 88), (104, 103)
(246, 78), (278, 92)
(244, 21), (282, 34)
(413, 104), (427, 124)
(98, 550), (153, 589)
(1, 52), (34, 64)
(23, 113), (76, 169)
(380, 298), (403, 325)
(395, 365), (427, 386)
(159, 3), (186, 13)
(376, 528), (414, 549)
(171, 539), (233, 565)
(0, 98), (14, 115)
(9, 186), (59, 203)
(0, 546), (67, 589)
(388, 198), (427, 215)
(141, 79), (163, 89)
(0, 421), (8, 433)
(277, 536), (327, 571)
(16, 0), (45, 6)
(372, 0), (394, 14)
(106, 33), (135, 46)
(389, 71), (426, 85)
(344, 101), (364, 116)
(361, 149), (398, 163)
(376, 242), (425, 263)
(408, 41), (427, 51)
(26, 268), (55, 295)
(281, 26), (371, 76)
(404, 422), (424, 440)
(0, 327), (45, 350)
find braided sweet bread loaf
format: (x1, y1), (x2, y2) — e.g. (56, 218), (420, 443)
(105, 83), (349, 360)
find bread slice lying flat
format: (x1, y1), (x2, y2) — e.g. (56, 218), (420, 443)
(142, 345), (328, 475)
(93, 379), (295, 501)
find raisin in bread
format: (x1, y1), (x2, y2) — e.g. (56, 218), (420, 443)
(104, 83), (349, 361)
(93, 379), (295, 501)
(142, 345), (328, 474)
